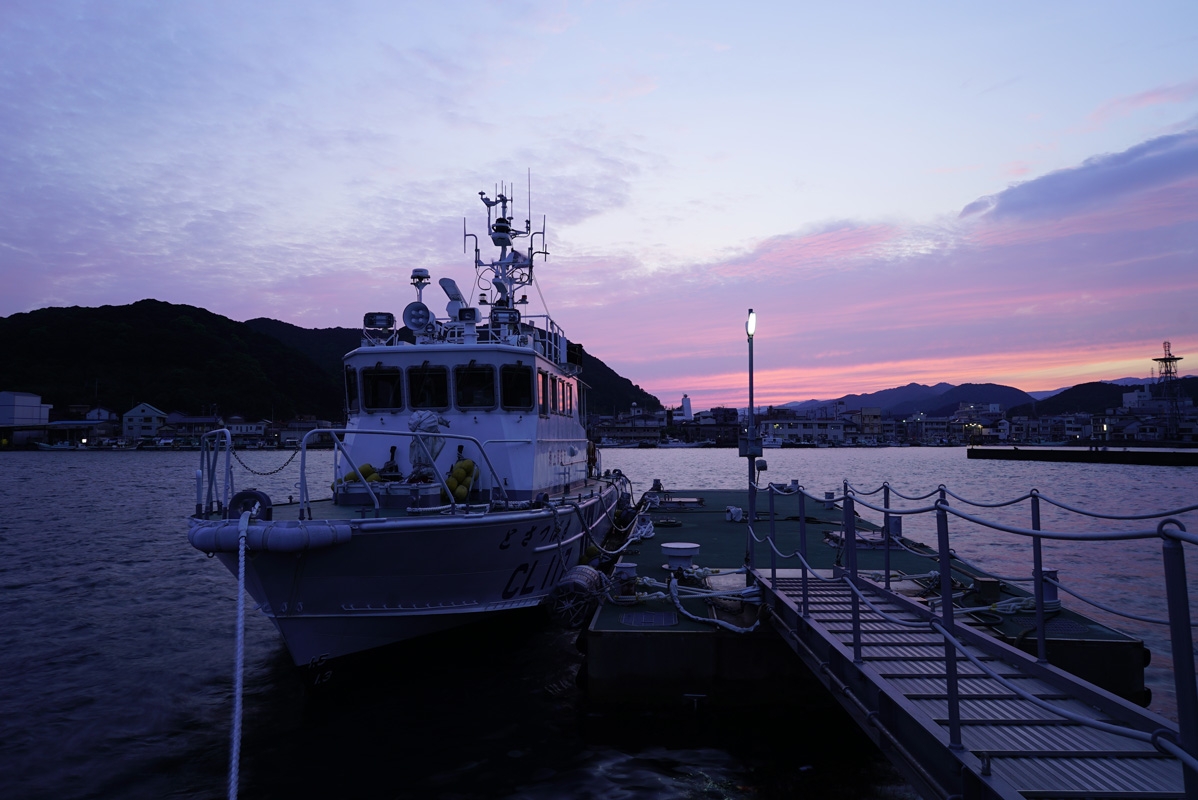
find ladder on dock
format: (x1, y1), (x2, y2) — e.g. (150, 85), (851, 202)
(760, 572), (1187, 798)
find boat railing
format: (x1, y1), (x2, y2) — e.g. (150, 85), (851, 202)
(196, 426), (514, 519)
(197, 428), (235, 515)
(297, 427), (515, 517)
(745, 478), (1198, 775)
(444, 313), (570, 365)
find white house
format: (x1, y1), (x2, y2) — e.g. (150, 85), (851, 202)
(123, 403), (168, 441)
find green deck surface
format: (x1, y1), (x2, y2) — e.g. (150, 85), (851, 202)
(597, 487), (1138, 648)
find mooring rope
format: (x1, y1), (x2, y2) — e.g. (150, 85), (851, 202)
(228, 511), (249, 800)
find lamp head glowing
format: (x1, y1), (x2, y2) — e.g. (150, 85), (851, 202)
(746, 309), (757, 339)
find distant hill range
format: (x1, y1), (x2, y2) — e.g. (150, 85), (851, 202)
(0, 300), (662, 421)
(783, 382), (1036, 418)
(782, 378), (1195, 419)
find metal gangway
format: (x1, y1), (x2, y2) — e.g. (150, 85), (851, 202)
(746, 480), (1198, 799)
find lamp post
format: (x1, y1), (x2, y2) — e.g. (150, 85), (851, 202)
(746, 309), (758, 565)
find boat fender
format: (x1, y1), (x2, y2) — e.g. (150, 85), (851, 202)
(190, 520), (352, 553)
(546, 564), (607, 628)
(226, 489), (272, 521)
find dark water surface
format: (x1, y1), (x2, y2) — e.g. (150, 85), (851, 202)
(0, 448), (1193, 798)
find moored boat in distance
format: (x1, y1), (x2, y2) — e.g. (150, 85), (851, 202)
(658, 437), (713, 448)
(188, 186), (639, 666)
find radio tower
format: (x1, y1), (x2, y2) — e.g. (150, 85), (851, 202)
(1153, 341), (1182, 441)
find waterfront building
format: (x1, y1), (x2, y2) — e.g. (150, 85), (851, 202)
(122, 403), (168, 441)
(0, 391), (53, 426)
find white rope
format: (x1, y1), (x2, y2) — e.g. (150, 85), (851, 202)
(667, 576), (760, 633)
(228, 511), (249, 800)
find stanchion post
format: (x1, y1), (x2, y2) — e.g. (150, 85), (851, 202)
(799, 490), (809, 617)
(769, 487), (777, 590)
(845, 496), (862, 664)
(883, 482), (892, 591)
(1031, 491), (1048, 663)
(936, 503), (962, 750)
(1161, 528), (1198, 797)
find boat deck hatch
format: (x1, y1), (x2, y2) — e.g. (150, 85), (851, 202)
(619, 611), (679, 628)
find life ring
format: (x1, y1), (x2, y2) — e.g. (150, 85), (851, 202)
(226, 489), (273, 521)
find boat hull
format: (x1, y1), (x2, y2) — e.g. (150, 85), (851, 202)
(193, 485), (621, 665)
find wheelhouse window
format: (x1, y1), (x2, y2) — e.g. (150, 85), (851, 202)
(538, 370), (550, 417)
(550, 376), (559, 415)
(345, 366), (360, 413)
(454, 364), (496, 409)
(408, 364), (449, 409)
(361, 366), (403, 411)
(500, 364), (534, 410)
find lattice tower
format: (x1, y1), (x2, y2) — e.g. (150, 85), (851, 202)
(1152, 341), (1182, 440)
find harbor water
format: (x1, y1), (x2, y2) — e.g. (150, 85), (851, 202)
(1, 447), (1194, 799)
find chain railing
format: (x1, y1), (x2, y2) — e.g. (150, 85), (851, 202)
(745, 478), (1198, 783)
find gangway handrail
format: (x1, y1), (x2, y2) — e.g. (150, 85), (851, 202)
(749, 478), (1198, 792)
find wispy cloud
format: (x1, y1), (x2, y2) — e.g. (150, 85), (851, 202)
(1089, 79), (1198, 127)
(959, 129), (1198, 220)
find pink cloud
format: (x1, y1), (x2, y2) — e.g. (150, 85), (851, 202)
(1003, 160), (1033, 177)
(1090, 79), (1198, 127)
(570, 132), (1198, 410)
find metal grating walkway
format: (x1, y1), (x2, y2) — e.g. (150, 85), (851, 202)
(757, 570), (1189, 799)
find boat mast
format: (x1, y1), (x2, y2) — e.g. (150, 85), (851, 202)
(468, 189), (548, 338)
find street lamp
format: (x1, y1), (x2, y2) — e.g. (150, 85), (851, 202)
(745, 309), (760, 565)
(746, 308), (756, 456)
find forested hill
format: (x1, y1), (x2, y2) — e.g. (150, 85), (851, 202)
(0, 301), (661, 420)
(1007, 379), (1198, 417)
(0, 300), (344, 420)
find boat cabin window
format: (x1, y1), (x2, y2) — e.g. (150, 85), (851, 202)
(408, 364), (449, 410)
(500, 365), (534, 410)
(538, 370), (549, 417)
(345, 366), (360, 414)
(454, 365), (496, 409)
(566, 382), (574, 417)
(361, 366), (403, 411)
(550, 376), (559, 415)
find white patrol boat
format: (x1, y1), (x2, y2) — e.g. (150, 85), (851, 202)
(189, 188), (637, 666)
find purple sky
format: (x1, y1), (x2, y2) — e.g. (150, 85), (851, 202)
(2, 2), (1196, 409)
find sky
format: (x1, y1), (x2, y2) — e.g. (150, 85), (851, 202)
(2, 1), (1196, 410)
